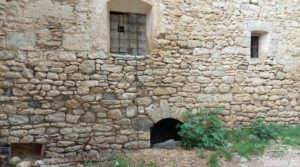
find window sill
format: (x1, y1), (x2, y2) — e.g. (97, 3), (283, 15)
(110, 53), (148, 60)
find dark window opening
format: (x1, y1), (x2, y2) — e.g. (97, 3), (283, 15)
(251, 35), (259, 58)
(110, 12), (146, 55)
(150, 118), (182, 146)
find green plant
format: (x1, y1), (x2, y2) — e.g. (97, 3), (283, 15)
(195, 148), (208, 159)
(83, 160), (93, 167)
(107, 153), (130, 167)
(178, 108), (228, 150)
(227, 128), (266, 159)
(207, 148), (232, 167)
(209, 151), (219, 167)
(251, 119), (280, 141)
(279, 125), (300, 146)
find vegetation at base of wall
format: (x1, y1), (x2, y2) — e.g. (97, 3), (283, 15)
(104, 153), (157, 167)
(279, 125), (300, 146)
(178, 108), (300, 167)
(178, 108), (228, 150)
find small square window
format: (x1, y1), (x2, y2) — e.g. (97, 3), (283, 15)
(251, 35), (260, 58)
(110, 12), (146, 55)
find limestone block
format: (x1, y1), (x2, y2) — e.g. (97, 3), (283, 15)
(45, 112), (65, 122)
(126, 106), (137, 118)
(193, 48), (210, 56)
(92, 124), (113, 132)
(24, 0), (74, 19)
(66, 114), (80, 124)
(271, 89), (288, 95)
(197, 94), (214, 102)
(135, 97), (152, 106)
(8, 115), (29, 125)
(79, 60), (96, 74)
(72, 126), (92, 134)
(180, 15), (194, 23)
(0, 51), (15, 60)
(65, 99), (80, 109)
(88, 51), (108, 59)
(77, 86), (90, 95)
(234, 94), (252, 102)
(153, 87), (176, 95)
(62, 34), (92, 51)
(101, 64), (123, 73)
(6, 32), (36, 50)
(145, 104), (161, 122)
(58, 52), (77, 61)
(107, 109), (122, 120)
(83, 112), (96, 122)
(204, 86), (218, 94)
(219, 84), (231, 93)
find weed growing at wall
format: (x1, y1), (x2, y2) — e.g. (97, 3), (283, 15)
(178, 108), (228, 150)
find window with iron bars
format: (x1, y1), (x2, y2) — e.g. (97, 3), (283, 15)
(110, 12), (146, 55)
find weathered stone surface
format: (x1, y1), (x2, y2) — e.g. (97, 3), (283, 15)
(63, 34), (92, 51)
(126, 106), (137, 118)
(1, 0), (300, 158)
(88, 51), (108, 59)
(9, 115), (29, 125)
(101, 64), (123, 73)
(6, 32), (36, 50)
(107, 109), (122, 120)
(65, 99), (80, 109)
(153, 139), (180, 149)
(79, 60), (95, 74)
(135, 97), (152, 106)
(24, 0), (74, 19)
(83, 112), (96, 122)
(153, 87), (176, 95)
(45, 112), (65, 122)
(9, 156), (22, 166)
(0, 51), (15, 60)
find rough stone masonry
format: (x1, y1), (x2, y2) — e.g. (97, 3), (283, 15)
(0, 0), (299, 158)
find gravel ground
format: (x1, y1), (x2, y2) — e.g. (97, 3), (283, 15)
(128, 145), (300, 167)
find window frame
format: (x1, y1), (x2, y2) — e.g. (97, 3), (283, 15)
(251, 34), (260, 58)
(109, 12), (147, 55)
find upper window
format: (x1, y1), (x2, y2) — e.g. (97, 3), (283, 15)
(251, 34), (260, 58)
(110, 12), (146, 55)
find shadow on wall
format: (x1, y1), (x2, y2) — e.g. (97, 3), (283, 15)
(150, 118), (182, 146)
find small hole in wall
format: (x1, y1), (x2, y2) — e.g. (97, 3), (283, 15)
(28, 100), (42, 108)
(150, 118), (182, 146)
(4, 88), (13, 97)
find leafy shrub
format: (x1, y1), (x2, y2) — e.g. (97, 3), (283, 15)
(178, 108), (227, 150)
(251, 119), (280, 141)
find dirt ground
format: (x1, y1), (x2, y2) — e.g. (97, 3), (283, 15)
(128, 145), (300, 167)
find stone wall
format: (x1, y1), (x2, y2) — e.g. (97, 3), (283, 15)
(0, 0), (299, 158)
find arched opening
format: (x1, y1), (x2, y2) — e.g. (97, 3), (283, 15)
(150, 118), (182, 146)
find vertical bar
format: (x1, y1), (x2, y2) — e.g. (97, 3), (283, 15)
(118, 14), (121, 54)
(40, 144), (45, 159)
(136, 14), (139, 55)
(127, 13), (130, 54)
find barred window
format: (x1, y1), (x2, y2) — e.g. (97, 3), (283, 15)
(110, 12), (146, 55)
(251, 35), (259, 58)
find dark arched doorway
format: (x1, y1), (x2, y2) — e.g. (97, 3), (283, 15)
(150, 118), (182, 146)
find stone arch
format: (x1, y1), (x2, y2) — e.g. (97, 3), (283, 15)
(150, 118), (182, 146)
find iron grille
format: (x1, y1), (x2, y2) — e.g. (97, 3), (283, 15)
(110, 12), (146, 55)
